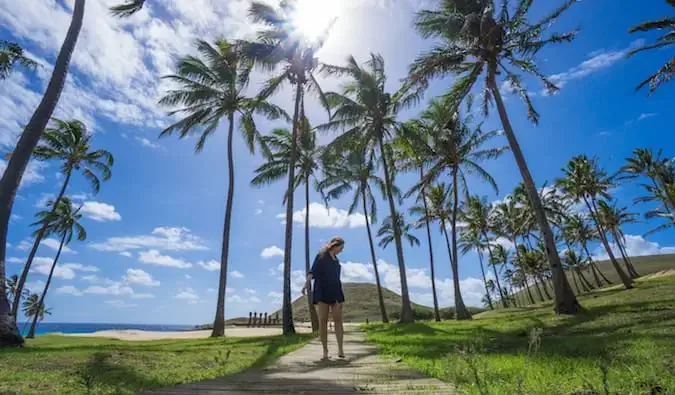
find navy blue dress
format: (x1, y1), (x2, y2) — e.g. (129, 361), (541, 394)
(310, 253), (345, 305)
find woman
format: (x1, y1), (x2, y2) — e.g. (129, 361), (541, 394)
(302, 236), (345, 360)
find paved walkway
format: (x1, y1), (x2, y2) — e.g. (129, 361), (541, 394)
(143, 329), (454, 394)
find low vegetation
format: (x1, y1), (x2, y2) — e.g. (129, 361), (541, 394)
(365, 275), (675, 394)
(0, 333), (312, 394)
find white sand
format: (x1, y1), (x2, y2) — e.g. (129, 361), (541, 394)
(65, 325), (314, 341)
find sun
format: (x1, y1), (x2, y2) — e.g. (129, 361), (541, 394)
(289, 0), (340, 43)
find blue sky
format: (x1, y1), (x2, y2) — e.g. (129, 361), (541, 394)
(0, 0), (673, 325)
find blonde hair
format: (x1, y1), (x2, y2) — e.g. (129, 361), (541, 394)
(319, 236), (345, 258)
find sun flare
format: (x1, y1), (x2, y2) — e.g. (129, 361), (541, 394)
(289, 0), (340, 43)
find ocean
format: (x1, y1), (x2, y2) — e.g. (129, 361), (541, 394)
(17, 322), (194, 336)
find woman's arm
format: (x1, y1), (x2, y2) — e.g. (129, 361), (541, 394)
(302, 254), (320, 295)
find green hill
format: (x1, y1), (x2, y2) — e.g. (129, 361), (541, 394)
(271, 282), (484, 323)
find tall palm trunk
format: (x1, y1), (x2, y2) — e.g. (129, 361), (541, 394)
(281, 84), (303, 335)
(577, 268), (593, 291)
(582, 242), (611, 285)
(611, 230), (639, 278)
(582, 243), (604, 287)
(488, 68), (579, 314)
(377, 135), (413, 323)
(451, 168), (471, 320)
(0, 0), (85, 348)
(420, 168), (440, 321)
(571, 270), (582, 295)
(211, 114), (236, 338)
(362, 189), (388, 323)
(654, 177), (675, 212)
(484, 232), (508, 307)
(583, 198), (632, 289)
(537, 275), (552, 299)
(477, 251), (493, 310)
(532, 276), (545, 302)
(522, 275), (536, 304)
(12, 169), (72, 319)
(305, 179), (318, 331)
(26, 232), (67, 338)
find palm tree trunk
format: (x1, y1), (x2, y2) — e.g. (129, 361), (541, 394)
(488, 68), (580, 315)
(362, 189), (388, 323)
(584, 197), (632, 289)
(654, 177), (675, 212)
(532, 277), (545, 302)
(281, 84), (303, 335)
(12, 169), (72, 319)
(577, 269), (593, 291)
(27, 232), (67, 338)
(537, 275), (552, 299)
(612, 230), (639, 278)
(419, 169), (440, 321)
(451, 168), (471, 320)
(305, 179), (318, 332)
(571, 270), (582, 295)
(377, 135), (413, 323)
(477, 251), (493, 310)
(582, 242), (604, 287)
(211, 114), (237, 338)
(483, 231), (508, 307)
(582, 242), (612, 285)
(0, 0), (84, 348)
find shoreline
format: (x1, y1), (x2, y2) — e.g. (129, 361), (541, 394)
(59, 325), (315, 341)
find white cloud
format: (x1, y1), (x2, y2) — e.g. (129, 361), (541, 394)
(90, 227), (208, 253)
(227, 293), (261, 304)
(175, 287), (199, 304)
(230, 270), (244, 278)
(638, 113), (657, 121)
(56, 285), (83, 296)
(544, 39), (644, 95)
(592, 234), (675, 261)
(278, 203), (367, 229)
(10, 214), (22, 221)
(244, 288), (256, 295)
(84, 283), (134, 296)
(29, 257), (96, 280)
(138, 249), (193, 269)
(35, 193), (55, 208)
(0, 159), (45, 187)
(261, 245), (284, 259)
(80, 201), (122, 222)
(62, 263), (99, 272)
(197, 259), (219, 271)
(268, 291), (283, 305)
(135, 136), (160, 149)
(16, 239), (32, 251)
(123, 268), (160, 287)
(105, 300), (137, 308)
(119, 251), (132, 257)
(184, 274), (191, 279)
(130, 293), (155, 299)
(7, 257), (23, 264)
(41, 238), (76, 254)
(255, 208), (263, 215)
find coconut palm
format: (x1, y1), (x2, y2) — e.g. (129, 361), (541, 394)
(463, 196), (508, 307)
(5, 274), (29, 308)
(377, 214), (420, 250)
(109, 0), (146, 17)
(318, 148), (391, 323)
(511, 245), (537, 305)
(643, 184), (675, 236)
(0, 41), (37, 79)
(246, 1), (331, 335)
(22, 293), (51, 333)
(11, 119), (113, 320)
(158, 39), (286, 337)
(620, 148), (674, 212)
(26, 197), (86, 338)
(627, 1), (675, 93)
(564, 250), (594, 295)
(459, 229), (493, 310)
(597, 200), (640, 278)
(556, 155), (633, 289)
(409, 0), (580, 314)
(319, 53), (422, 323)
(252, 119), (322, 331)
(0, 0), (85, 347)
(564, 213), (612, 287)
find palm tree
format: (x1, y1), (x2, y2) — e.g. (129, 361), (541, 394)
(27, 197), (86, 338)
(564, 250), (594, 295)
(0, 0), (85, 347)
(246, 1), (331, 335)
(463, 196), (508, 307)
(319, 53), (422, 323)
(597, 200), (640, 278)
(627, 1), (675, 94)
(5, 275), (29, 307)
(0, 41), (37, 79)
(21, 293), (51, 333)
(409, 0), (581, 314)
(11, 119), (113, 320)
(511, 246), (536, 305)
(459, 229), (493, 310)
(158, 39), (286, 337)
(377, 214), (420, 250)
(643, 184), (675, 236)
(252, 119), (322, 331)
(318, 149), (390, 323)
(109, 0), (146, 17)
(556, 156), (633, 289)
(565, 213), (611, 287)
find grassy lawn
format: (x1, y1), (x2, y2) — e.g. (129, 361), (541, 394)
(364, 275), (675, 394)
(0, 333), (313, 394)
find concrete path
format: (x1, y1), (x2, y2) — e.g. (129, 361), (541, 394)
(143, 329), (454, 394)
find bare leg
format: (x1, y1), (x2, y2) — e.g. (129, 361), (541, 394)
(317, 302), (329, 359)
(331, 303), (345, 357)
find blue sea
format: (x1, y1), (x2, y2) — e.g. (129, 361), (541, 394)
(17, 322), (194, 336)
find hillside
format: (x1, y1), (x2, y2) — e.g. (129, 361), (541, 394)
(271, 282), (484, 323)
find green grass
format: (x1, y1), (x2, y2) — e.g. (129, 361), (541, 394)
(364, 275), (675, 394)
(0, 333), (313, 394)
